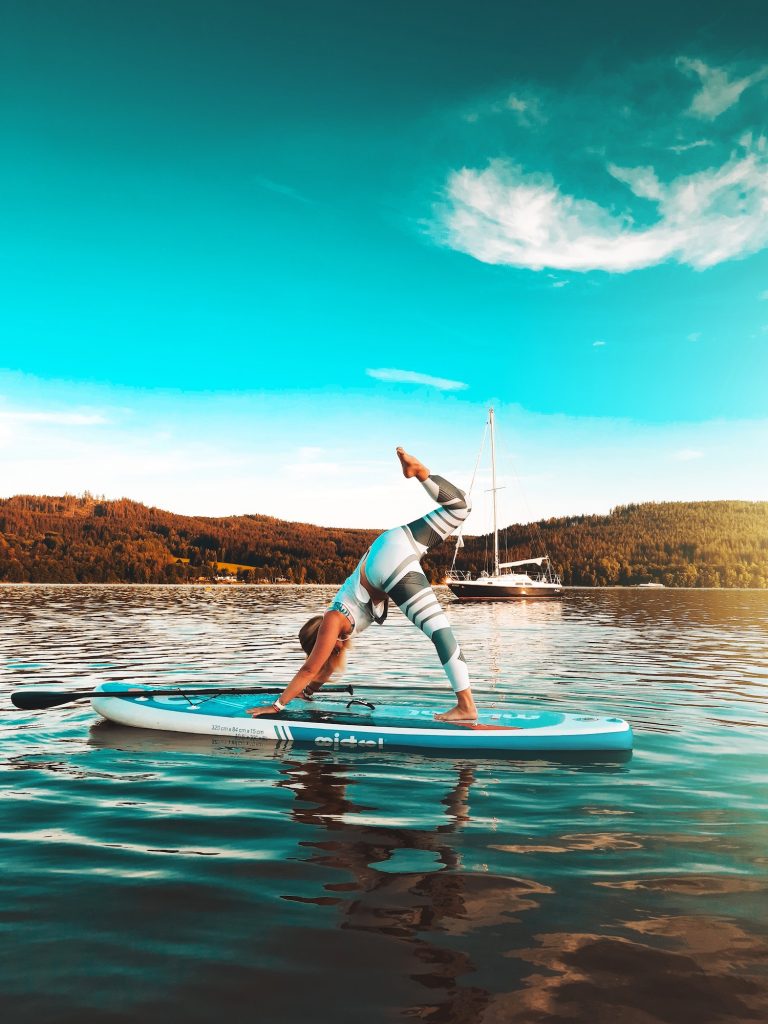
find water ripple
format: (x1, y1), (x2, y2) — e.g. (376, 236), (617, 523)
(0, 585), (767, 1023)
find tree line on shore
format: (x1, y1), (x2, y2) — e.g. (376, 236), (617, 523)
(0, 494), (766, 587)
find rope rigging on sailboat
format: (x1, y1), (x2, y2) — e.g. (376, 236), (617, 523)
(449, 415), (489, 574)
(445, 407), (564, 600)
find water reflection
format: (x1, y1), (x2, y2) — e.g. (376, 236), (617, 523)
(277, 754), (544, 1020)
(506, 923), (768, 1023)
(272, 751), (768, 1023)
(1, 586), (768, 1023)
(458, 599), (565, 686)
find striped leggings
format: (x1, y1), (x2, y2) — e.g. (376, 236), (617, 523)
(365, 475), (472, 693)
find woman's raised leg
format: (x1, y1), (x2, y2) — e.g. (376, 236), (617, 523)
(365, 449), (477, 721)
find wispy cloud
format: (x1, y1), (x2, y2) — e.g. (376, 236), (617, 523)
(669, 139), (714, 154)
(688, 332), (701, 341)
(608, 163), (664, 201)
(463, 91), (546, 128)
(366, 368), (468, 391)
(0, 410), (107, 425)
(437, 140), (768, 273)
(678, 58), (768, 120)
(504, 94), (546, 127)
(0, 372), (765, 524)
(593, 340), (606, 347)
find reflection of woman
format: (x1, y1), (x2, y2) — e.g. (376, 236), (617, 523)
(280, 754), (490, 1020)
(249, 447), (477, 723)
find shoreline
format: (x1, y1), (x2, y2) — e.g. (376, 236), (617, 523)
(1, 582), (766, 591)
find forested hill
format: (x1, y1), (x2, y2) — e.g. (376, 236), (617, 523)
(0, 494), (766, 587)
(463, 501), (768, 588)
(0, 495), (379, 585)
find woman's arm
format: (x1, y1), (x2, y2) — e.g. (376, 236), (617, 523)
(247, 611), (347, 717)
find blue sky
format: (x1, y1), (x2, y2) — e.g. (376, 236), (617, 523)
(1, 1), (766, 530)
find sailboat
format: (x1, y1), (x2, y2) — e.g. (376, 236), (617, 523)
(445, 407), (564, 601)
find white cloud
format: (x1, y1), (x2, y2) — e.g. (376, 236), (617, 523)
(608, 163), (664, 201)
(669, 139), (714, 154)
(438, 143), (768, 273)
(504, 94), (546, 126)
(671, 449), (704, 461)
(463, 91), (546, 127)
(1, 371), (766, 526)
(687, 332), (701, 341)
(366, 368), (468, 391)
(547, 274), (569, 288)
(0, 410), (107, 425)
(677, 58), (768, 120)
(593, 340), (606, 347)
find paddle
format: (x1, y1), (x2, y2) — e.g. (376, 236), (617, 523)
(11, 683), (354, 712)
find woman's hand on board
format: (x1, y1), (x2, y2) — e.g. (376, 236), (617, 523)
(246, 703), (283, 718)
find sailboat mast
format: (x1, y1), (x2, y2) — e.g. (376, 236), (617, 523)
(489, 406), (499, 576)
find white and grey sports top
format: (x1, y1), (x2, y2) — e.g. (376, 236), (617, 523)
(328, 560), (387, 636)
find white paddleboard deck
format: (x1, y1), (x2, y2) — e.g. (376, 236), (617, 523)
(91, 683), (633, 753)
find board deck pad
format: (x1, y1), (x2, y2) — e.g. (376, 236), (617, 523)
(91, 683), (633, 753)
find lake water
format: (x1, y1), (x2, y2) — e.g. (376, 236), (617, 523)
(1, 585), (767, 1024)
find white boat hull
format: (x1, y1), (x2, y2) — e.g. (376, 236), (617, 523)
(447, 574), (563, 600)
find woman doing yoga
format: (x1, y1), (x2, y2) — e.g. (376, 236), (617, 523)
(248, 447), (478, 723)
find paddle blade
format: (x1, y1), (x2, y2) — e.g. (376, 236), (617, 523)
(11, 688), (88, 710)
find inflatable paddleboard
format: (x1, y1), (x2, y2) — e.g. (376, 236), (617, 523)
(91, 683), (633, 753)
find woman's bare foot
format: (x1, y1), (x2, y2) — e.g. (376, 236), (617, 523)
(434, 705), (478, 723)
(435, 691), (478, 723)
(396, 447), (430, 482)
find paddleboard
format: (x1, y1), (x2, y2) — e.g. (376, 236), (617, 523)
(91, 682), (633, 753)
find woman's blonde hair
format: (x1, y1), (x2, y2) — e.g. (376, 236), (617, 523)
(299, 614), (350, 682)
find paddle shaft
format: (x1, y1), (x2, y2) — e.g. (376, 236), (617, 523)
(11, 684), (354, 711)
